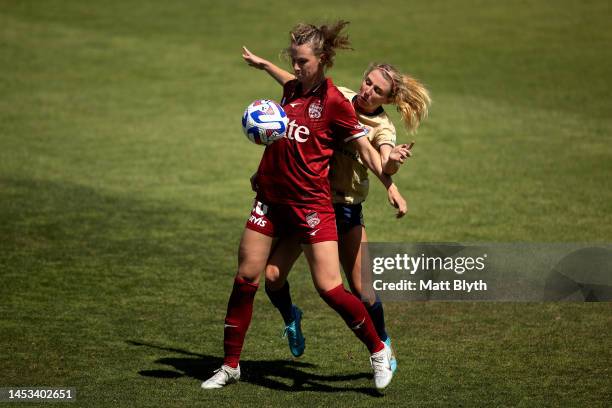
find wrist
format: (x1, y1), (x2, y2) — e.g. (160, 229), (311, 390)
(383, 164), (398, 175)
(384, 179), (395, 190)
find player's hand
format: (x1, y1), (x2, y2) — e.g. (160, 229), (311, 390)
(388, 141), (414, 165)
(387, 184), (407, 218)
(242, 46), (267, 70)
(250, 172), (258, 192)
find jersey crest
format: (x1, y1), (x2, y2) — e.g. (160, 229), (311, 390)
(308, 100), (323, 119)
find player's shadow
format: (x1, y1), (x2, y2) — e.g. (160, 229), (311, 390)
(127, 340), (381, 396)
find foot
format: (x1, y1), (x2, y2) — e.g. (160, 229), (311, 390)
(201, 365), (240, 389)
(283, 305), (305, 357)
(370, 342), (393, 390)
(384, 337), (397, 373)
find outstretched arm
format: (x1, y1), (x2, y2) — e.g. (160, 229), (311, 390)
(242, 46), (296, 86)
(352, 137), (407, 218)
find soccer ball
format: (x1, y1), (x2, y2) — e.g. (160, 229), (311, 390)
(242, 99), (288, 145)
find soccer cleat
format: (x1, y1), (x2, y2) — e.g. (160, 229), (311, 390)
(201, 365), (240, 389)
(370, 341), (393, 390)
(283, 305), (305, 357)
(384, 337), (397, 373)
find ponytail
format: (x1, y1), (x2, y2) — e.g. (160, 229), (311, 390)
(365, 63), (431, 133)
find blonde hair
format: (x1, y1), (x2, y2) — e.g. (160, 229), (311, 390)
(283, 20), (352, 70)
(365, 63), (431, 133)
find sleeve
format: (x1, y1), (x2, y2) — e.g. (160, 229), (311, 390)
(372, 126), (397, 149)
(329, 94), (369, 144)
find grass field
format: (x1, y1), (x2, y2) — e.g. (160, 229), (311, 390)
(1, 0), (611, 406)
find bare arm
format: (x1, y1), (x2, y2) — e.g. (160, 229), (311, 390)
(242, 46), (296, 86)
(379, 142), (414, 175)
(352, 137), (407, 218)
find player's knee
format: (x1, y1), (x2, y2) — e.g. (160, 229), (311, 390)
(264, 265), (284, 290)
(312, 275), (343, 294)
(265, 264), (280, 280)
(236, 261), (263, 283)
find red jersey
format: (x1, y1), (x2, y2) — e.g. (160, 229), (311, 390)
(256, 78), (367, 209)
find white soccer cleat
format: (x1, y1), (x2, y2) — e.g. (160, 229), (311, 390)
(370, 342), (393, 390)
(201, 364), (240, 389)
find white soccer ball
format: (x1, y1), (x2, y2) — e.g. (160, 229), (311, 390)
(242, 99), (288, 145)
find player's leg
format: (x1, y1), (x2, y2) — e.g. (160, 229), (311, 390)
(339, 224), (396, 372)
(265, 235), (302, 321)
(302, 240), (393, 389)
(203, 201), (275, 389)
(334, 203), (376, 304)
(225, 218), (277, 362)
(303, 241), (379, 345)
(264, 235), (305, 356)
(340, 225), (387, 339)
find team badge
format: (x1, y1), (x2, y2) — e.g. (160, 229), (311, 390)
(305, 212), (321, 228)
(254, 200), (268, 216)
(308, 101), (323, 119)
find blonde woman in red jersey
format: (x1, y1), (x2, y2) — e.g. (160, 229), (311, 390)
(242, 48), (431, 374)
(202, 21), (404, 391)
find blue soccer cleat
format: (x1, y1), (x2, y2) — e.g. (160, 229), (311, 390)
(384, 337), (397, 373)
(283, 305), (305, 357)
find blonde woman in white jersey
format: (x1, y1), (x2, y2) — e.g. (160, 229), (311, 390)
(243, 47), (430, 372)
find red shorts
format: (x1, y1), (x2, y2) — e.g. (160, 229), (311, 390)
(245, 199), (338, 244)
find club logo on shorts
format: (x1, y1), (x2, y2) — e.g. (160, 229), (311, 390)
(308, 100), (323, 119)
(254, 200), (268, 216)
(306, 212), (321, 228)
(249, 200), (268, 227)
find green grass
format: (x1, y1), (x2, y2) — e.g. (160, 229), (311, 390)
(1, 0), (611, 406)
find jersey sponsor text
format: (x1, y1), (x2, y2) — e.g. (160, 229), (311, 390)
(286, 120), (310, 143)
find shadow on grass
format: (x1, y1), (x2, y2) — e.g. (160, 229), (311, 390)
(127, 340), (382, 396)
(0, 177), (239, 271)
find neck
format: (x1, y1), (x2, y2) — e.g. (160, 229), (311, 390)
(301, 74), (325, 94)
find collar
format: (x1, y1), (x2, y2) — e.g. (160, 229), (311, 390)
(296, 78), (328, 97)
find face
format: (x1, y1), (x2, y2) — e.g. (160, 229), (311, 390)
(356, 68), (393, 112)
(290, 43), (324, 85)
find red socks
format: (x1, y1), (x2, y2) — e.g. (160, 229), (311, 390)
(320, 284), (383, 354)
(223, 277), (259, 368)
(222, 280), (382, 367)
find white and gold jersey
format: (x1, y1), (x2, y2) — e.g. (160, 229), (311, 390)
(330, 87), (397, 204)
